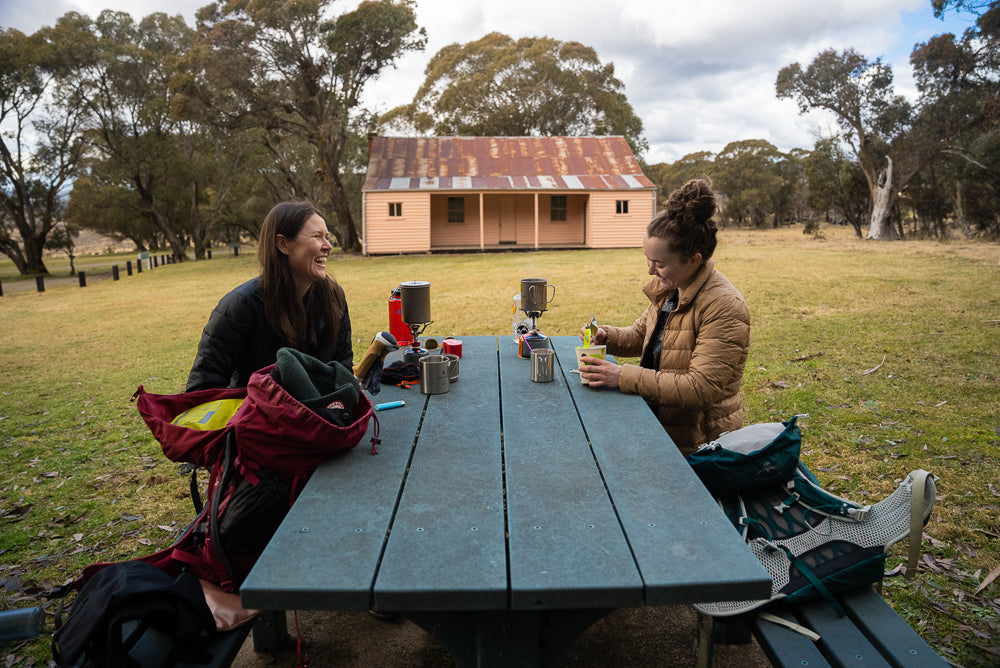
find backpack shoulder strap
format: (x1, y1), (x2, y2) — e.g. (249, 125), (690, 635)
(210, 431), (238, 589)
(906, 470), (934, 578)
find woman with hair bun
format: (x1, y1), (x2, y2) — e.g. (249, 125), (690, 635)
(579, 178), (750, 455)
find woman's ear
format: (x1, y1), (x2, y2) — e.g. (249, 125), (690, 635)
(275, 234), (290, 255)
(689, 252), (704, 269)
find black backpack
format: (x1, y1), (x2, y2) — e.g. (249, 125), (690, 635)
(51, 560), (215, 667)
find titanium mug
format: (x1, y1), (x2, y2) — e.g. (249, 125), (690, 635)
(520, 278), (555, 313)
(442, 353), (460, 382)
(419, 354), (450, 395)
(530, 349), (555, 383)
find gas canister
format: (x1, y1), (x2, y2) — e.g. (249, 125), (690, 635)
(388, 288), (412, 346)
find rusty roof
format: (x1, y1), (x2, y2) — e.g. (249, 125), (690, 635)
(362, 136), (655, 192)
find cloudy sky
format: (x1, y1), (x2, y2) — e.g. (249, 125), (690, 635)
(2, 0), (974, 164)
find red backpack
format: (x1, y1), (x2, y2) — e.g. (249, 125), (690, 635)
(81, 352), (375, 592)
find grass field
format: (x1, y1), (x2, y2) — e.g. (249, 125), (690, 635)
(1, 226), (998, 665)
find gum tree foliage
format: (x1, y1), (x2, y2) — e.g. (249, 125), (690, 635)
(911, 1), (1000, 237)
(54, 10), (204, 262)
(185, 0), (426, 253)
(804, 137), (870, 238)
(0, 27), (87, 275)
(714, 139), (790, 228)
(650, 151), (716, 208)
(383, 32), (648, 158)
(777, 3), (999, 240)
(776, 49), (917, 240)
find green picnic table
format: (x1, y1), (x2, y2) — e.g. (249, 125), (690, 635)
(240, 336), (771, 666)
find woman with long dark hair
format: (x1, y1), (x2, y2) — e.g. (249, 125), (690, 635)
(186, 200), (352, 391)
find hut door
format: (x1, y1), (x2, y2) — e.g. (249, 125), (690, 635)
(499, 198), (516, 244)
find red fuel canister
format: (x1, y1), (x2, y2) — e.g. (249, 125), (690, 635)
(388, 289), (412, 346)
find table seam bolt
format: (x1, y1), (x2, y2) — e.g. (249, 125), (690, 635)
(300, 527), (310, 533)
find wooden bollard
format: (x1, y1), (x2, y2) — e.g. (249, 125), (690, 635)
(112, 265), (119, 280)
(207, 249), (212, 260)
(36, 275), (45, 292)
(153, 255), (158, 268)
(0, 278), (4, 297)
(126, 260), (133, 276)
(79, 271), (87, 287)
(136, 259), (142, 273)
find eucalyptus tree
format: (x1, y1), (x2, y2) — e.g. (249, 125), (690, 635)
(382, 32), (647, 158)
(777, 0), (998, 242)
(56, 10), (201, 261)
(776, 49), (918, 240)
(803, 137), (870, 237)
(0, 26), (87, 275)
(714, 139), (788, 228)
(187, 0), (426, 253)
(653, 151), (716, 207)
(910, 1), (1000, 237)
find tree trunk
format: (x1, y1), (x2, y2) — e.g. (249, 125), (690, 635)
(955, 181), (971, 238)
(190, 181), (207, 260)
(867, 156), (900, 241)
(318, 135), (362, 253)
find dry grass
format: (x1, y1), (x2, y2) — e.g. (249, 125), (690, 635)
(1, 224), (998, 665)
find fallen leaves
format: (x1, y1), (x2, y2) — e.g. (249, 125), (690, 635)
(976, 564), (1000, 595)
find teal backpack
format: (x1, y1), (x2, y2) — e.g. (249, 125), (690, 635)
(688, 418), (937, 618)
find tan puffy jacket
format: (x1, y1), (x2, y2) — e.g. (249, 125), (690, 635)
(603, 260), (750, 455)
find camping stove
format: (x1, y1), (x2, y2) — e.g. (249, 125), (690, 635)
(399, 280), (432, 364)
(517, 278), (555, 359)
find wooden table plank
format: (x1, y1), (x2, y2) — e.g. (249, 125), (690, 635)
(375, 337), (507, 611)
(499, 339), (643, 610)
(549, 336), (773, 605)
(240, 379), (425, 611)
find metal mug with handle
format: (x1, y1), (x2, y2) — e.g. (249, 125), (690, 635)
(530, 348), (555, 383)
(520, 278), (555, 313)
(419, 355), (451, 394)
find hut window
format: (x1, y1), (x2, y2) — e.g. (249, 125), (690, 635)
(389, 202), (402, 217)
(615, 200), (629, 214)
(550, 195), (567, 222)
(447, 197), (465, 223)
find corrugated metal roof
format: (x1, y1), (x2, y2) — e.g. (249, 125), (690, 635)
(362, 136), (655, 192)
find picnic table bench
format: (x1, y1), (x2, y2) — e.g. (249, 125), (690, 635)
(697, 583), (947, 667)
(745, 585), (946, 668)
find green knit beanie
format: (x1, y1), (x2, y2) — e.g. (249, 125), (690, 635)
(271, 347), (360, 413)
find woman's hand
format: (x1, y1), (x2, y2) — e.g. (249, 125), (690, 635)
(578, 326), (608, 345)
(579, 356), (620, 389)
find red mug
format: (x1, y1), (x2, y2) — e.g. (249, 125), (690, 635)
(442, 339), (462, 358)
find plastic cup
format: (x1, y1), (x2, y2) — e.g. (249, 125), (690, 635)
(574, 345), (606, 384)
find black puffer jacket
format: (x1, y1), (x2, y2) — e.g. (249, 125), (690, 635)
(186, 278), (353, 391)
